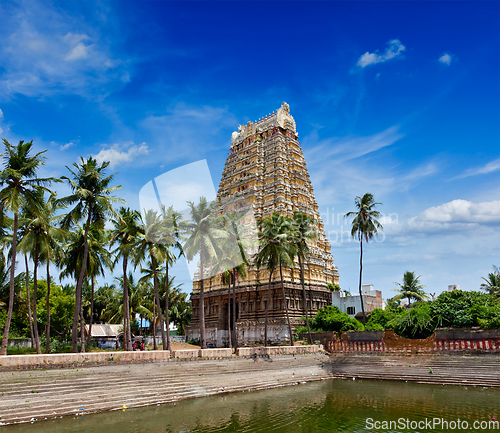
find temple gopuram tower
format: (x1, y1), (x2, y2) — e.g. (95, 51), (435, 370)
(187, 102), (339, 346)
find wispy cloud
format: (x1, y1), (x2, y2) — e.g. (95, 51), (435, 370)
(60, 141), (76, 151)
(357, 39), (406, 68)
(451, 157), (500, 180)
(305, 125), (404, 164)
(140, 103), (237, 164)
(94, 142), (150, 168)
(0, 1), (129, 100)
(0, 108), (3, 118)
(438, 53), (452, 65)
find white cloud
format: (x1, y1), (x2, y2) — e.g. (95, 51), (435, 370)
(452, 157), (500, 180)
(65, 42), (92, 61)
(357, 39), (406, 68)
(93, 142), (150, 167)
(383, 199), (500, 236)
(60, 141), (75, 151)
(439, 53), (452, 65)
(0, 2), (129, 99)
(0, 108), (3, 118)
(418, 199), (500, 224)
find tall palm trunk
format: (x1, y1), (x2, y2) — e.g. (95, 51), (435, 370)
(199, 248), (206, 349)
(152, 294), (157, 350)
(25, 254), (35, 348)
(86, 278), (95, 350)
(298, 255), (313, 344)
(264, 268), (273, 347)
(165, 259), (171, 352)
(358, 238), (366, 324)
(280, 263), (294, 346)
(152, 254), (167, 350)
(32, 251), (41, 354)
(72, 207), (93, 352)
(227, 274), (232, 349)
(80, 301), (85, 352)
(45, 258), (51, 354)
(1, 213), (19, 356)
(122, 257), (132, 351)
(232, 269), (237, 349)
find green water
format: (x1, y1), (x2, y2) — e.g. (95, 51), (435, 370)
(5, 379), (499, 432)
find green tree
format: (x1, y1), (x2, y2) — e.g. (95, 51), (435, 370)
(169, 291), (191, 336)
(480, 266), (500, 297)
(344, 193), (383, 324)
(184, 197), (221, 350)
(393, 271), (429, 306)
(309, 306), (363, 333)
(18, 192), (66, 353)
(159, 205), (185, 351)
(0, 139), (55, 355)
(291, 211), (317, 345)
(216, 212), (251, 349)
(110, 207), (143, 351)
(135, 210), (170, 350)
(0, 252), (25, 338)
(59, 224), (113, 351)
(256, 212), (295, 347)
(59, 157), (123, 353)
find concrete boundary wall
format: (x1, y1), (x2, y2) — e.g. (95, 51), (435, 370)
(199, 348), (232, 358)
(236, 345), (321, 357)
(0, 350), (170, 368)
(0, 345), (322, 369)
(171, 349), (199, 359)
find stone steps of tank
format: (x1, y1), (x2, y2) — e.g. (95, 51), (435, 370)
(0, 355), (332, 425)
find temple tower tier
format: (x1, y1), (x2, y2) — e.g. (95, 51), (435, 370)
(186, 102), (339, 346)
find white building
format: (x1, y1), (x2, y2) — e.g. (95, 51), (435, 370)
(332, 284), (385, 318)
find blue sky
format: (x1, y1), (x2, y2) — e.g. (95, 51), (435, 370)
(0, 1), (498, 299)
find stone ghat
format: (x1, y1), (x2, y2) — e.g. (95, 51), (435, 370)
(0, 353), (332, 426)
(329, 353), (500, 387)
(0, 345), (322, 369)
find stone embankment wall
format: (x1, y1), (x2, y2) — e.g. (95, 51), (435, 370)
(326, 329), (500, 353)
(0, 346), (321, 369)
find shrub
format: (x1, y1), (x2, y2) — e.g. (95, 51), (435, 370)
(430, 290), (500, 328)
(309, 306), (364, 333)
(388, 303), (436, 339)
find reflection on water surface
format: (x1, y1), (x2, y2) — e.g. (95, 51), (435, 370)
(5, 379), (499, 432)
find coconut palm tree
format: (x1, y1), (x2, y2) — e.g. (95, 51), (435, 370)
(344, 193), (383, 324)
(393, 271), (429, 306)
(256, 212), (295, 347)
(110, 207), (143, 351)
(169, 291), (191, 336)
(139, 258), (166, 350)
(59, 157), (123, 352)
(103, 273), (152, 332)
(59, 224), (113, 351)
(135, 209), (170, 350)
(0, 139), (55, 356)
(290, 211), (317, 345)
(183, 197), (221, 349)
(480, 266), (500, 297)
(218, 212), (251, 349)
(159, 205), (185, 351)
(18, 192), (66, 353)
